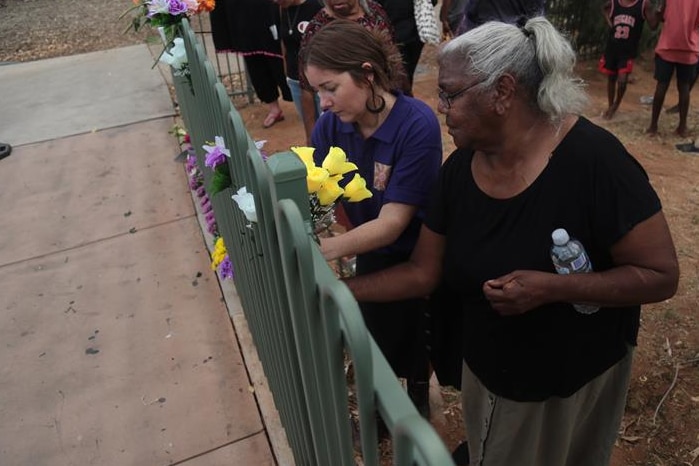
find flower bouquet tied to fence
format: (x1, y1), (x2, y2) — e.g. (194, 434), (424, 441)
(120, 0), (215, 81)
(122, 0), (215, 43)
(291, 146), (372, 236)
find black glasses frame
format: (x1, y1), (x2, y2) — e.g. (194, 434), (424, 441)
(437, 80), (484, 109)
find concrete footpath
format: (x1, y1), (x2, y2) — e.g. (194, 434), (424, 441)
(0, 45), (289, 465)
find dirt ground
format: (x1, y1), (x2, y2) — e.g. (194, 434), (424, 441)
(575, 56), (699, 466)
(242, 48), (699, 466)
(2, 0), (697, 463)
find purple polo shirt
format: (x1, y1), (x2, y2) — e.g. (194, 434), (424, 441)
(311, 92), (442, 255)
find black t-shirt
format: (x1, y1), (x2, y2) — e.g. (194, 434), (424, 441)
(210, 0), (281, 54)
(281, 0), (323, 80)
(376, 0), (418, 45)
(425, 117), (661, 401)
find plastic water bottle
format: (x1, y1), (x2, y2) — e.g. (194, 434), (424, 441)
(550, 228), (599, 314)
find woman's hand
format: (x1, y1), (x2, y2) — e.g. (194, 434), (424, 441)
(484, 212), (679, 316)
(319, 202), (417, 261)
(483, 270), (553, 316)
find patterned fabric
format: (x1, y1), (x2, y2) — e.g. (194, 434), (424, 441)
(413, 0), (440, 44)
(298, 0), (397, 90)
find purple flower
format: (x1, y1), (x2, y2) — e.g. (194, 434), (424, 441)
(203, 136), (230, 169)
(218, 255), (234, 280)
(185, 154), (197, 173)
(201, 199), (212, 213)
(255, 139), (269, 161)
(206, 220), (218, 236)
(206, 212), (217, 227)
(196, 186), (206, 198)
(168, 0), (189, 15)
(188, 176), (201, 190)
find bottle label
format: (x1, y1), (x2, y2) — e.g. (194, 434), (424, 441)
(570, 254), (588, 272)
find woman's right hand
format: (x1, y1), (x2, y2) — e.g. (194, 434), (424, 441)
(483, 270), (554, 316)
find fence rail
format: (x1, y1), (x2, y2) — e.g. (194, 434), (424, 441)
(174, 19), (454, 466)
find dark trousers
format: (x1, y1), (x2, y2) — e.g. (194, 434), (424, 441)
(398, 40), (425, 95)
(356, 252), (430, 382)
(243, 55), (292, 104)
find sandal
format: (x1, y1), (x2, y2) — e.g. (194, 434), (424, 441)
(262, 112), (284, 129)
(0, 142), (12, 161)
(675, 141), (699, 153)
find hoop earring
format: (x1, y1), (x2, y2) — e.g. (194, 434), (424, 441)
(366, 84), (386, 114)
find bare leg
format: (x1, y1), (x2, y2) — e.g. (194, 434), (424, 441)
(604, 75), (617, 119)
(676, 80), (691, 137)
(667, 65), (698, 114)
(647, 80), (670, 135)
(268, 100), (282, 116)
(263, 100), (284, 128)
(605, 73), (628, 120)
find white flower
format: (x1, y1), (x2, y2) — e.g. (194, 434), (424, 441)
(232, 187), (257, 223)
(255, 140), (267, 150)
(160, 37), (188, 71)
(147, 0), (172, 16)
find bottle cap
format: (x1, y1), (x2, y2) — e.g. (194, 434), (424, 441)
(552, 228), (569, 245)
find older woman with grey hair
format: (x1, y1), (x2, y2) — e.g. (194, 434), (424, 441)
(345, 16), (679, 466)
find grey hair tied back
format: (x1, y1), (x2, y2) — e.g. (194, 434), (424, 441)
(517, 16), (534, 39)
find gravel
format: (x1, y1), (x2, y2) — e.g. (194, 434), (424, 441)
(0, 0), (148, 63)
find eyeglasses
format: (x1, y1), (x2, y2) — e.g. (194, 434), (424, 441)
(437, 80), (483, 109)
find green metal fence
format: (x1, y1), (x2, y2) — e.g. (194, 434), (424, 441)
(189, 14), (255, 104)
(174, 19), (454, 466)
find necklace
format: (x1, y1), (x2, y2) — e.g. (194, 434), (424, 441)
(286, 5), (301, 36)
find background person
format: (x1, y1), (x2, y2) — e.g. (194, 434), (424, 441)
(210, 0), (292, 128)
(446, 0), (545, 34)
(599, 0), (660, 119)
(345, 17), (679, 466)
(440, 0), (469, 37)
(275, 0), (324, 122)
(646, 0), (699, 137)
(666, 61), (699, 114)
(376, 0), (431, 94)
(301, 19), (443, 416)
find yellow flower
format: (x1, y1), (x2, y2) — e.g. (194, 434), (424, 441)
(317, 177), (344, 206)
(321, 146), (358, 176)
(291, 146), (317, 169)
(343, 173), (373, 202)
(306, 166), (329, 193)
(211, 237), (227, 269)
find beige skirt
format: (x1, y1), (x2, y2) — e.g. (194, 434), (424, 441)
(461, 348), (634, 466)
